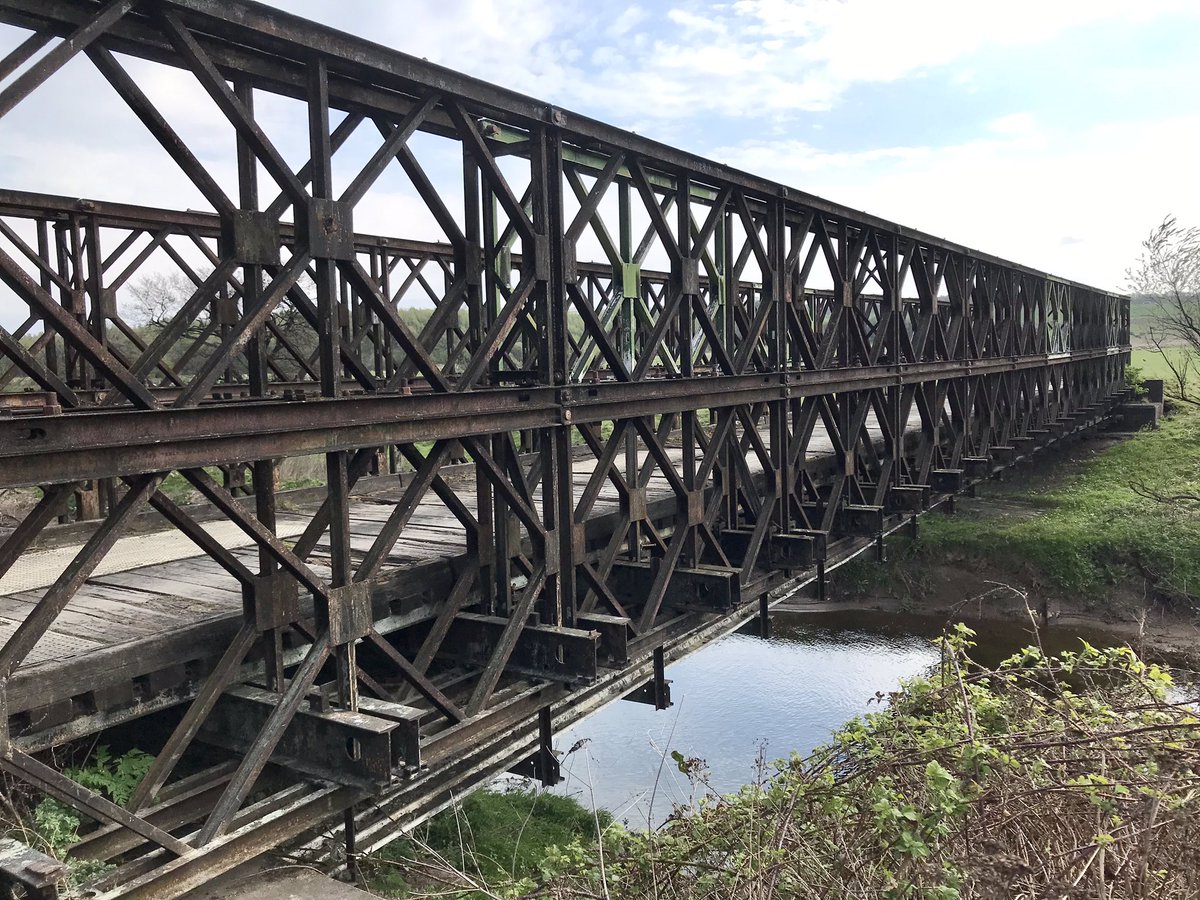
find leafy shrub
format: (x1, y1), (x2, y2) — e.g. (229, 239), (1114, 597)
(23, 746), (153, 886)
(519, 626), (1200, 899)
(1125, 362), (1147, 397)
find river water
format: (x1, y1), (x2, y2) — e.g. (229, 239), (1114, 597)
(552, 609), (1127, 827)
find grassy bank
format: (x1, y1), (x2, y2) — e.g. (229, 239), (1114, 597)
(365, 787), (612, 898)
(845, 405), (1200, 614)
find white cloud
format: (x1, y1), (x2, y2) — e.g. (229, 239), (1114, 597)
(608, 7), (647, 38)
(269, 0), (584, 102)
(666, 9), (726, 34)
(563, 0), (1200, 123)
(736, 0), (1195, 84)
(202, 0), (1199, 129)
(710, 113), (1200, 290)
(986, 113), (1039, 137)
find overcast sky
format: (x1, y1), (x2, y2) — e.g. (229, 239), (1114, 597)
(2, 0), (1199, 294)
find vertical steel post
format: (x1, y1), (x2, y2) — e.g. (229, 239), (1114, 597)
(769, 197), (788, 533)
(652, 646), (669, 711)
(235, 78), (286, 691)
(676, 174), (698, 567)
(618, 180), (643, 561)
(481, 185), (513, 615)
(307, 58), (357, 712)
(721, 206), (738, 529)
(533, 122), (575, 626)
(462, 151), (495, 612)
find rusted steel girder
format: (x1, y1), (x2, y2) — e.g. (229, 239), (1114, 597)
(0, 0), (1130, 896)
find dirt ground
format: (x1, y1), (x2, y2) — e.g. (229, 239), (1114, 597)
(0, 486), (37, 528)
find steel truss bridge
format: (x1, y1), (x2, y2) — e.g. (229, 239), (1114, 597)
(0, 1), (1129, 896)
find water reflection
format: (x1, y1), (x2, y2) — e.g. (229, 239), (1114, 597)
(553, 609), (1125, 827)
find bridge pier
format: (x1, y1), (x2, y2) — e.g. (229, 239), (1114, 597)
(507, 707), (561, 787)
(625, 646), (673, 711)
(758, 594), (771, 639)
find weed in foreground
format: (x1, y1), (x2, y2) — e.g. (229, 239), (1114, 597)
(1, 745), (154, 890)
(394, 626), (1199, 899)
(536, 626), (1199, 899)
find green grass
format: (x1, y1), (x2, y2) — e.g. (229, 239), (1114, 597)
(368, 786), (612, 898)
(1130, 348), (1183, 382)
(1130, 346), (1199, 400)
(912, 406), (1200, 603)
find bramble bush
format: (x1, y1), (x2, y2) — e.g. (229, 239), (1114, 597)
(443, 626), (1200, 899)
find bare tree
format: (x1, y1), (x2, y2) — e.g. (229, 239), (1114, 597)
(126, 267), (320, 381)
(1127, 216), (1200, 401)
(1125, 219), (1200, 522)
(127, 269), (212, 328)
